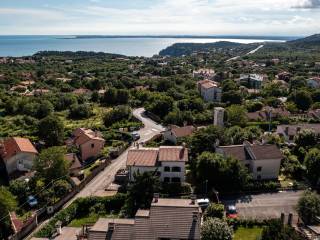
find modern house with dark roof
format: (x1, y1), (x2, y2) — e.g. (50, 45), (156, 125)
(162, 125), (195, 144)
(126, 146), (188, 183)
(0, 137), (38, 177)
(216, 141), (283, 180)
(88, 196), (201, 240)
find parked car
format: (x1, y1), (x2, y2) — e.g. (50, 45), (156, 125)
(197, 198), (210, 209)
(226, 205), (238, 219)
(27, 195), (38, 208)
(131, 132), (140, 141)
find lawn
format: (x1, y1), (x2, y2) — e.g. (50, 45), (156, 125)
(68, 213), (118, 227)
(233, 226), (263, 240)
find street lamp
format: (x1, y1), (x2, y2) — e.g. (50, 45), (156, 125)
(213, 188), (220, 203)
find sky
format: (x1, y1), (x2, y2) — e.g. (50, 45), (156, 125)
(0, 0), (319, 36)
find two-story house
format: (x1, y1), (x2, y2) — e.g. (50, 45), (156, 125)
(69, 128), (105, 161)
(216, 141), (283, 180)
(276, 124), (320, 142)
(197, 79), (222, 102)
(126, 146), (188, 183)
(239, 74), (265, 89)
(0, 137), (38, 176)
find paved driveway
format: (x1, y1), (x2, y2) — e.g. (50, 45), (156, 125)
(222, 191), (303, 221)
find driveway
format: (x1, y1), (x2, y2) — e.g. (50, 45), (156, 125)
(222, 190), (303, 221)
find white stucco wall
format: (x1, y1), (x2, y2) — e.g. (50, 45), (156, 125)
(5, 152), (36, 174)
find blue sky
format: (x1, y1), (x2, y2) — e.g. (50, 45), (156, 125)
(0, 0), (319, 35)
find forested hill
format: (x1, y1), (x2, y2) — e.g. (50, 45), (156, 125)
(159, 41), (259, 57)
(159, 34), (320, 57)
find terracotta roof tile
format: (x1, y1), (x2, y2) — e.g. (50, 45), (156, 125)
(171, 126), (195, 138)
(1, 137), (38, 161)
(126, 149), (158, 167)
(158, 146), (188, 162)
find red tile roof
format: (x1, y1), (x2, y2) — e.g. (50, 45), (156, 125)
(171, 126), (195, 138)
(158, 146), (188, 162)
(1, 137), (38, 161)
(126, 149), (158, 167)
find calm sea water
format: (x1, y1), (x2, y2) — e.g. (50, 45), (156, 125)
(0, 35), (286, 57)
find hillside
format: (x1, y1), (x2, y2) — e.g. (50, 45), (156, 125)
(159, 41), (259, 57)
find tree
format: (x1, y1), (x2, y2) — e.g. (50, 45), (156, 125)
(221, 79), (239, 92)
(226, 126), (245, 145)
(244, 126), (263, 142)
(304, 148), (320, 186)
(52, 180), (72, 198)
(296, 191), (320, 225)
(37, 100), (54, 118)
(261, 219), (303, 240)
(226, 105), (248, 127)
(34, 147), (69, 183)
(103, 105), (132, 127)
(221, 90), (242, 105)
(9, 180), (29, 204)
(38, 115), (65, 146)
(145, 94), (174, 119)
(204, 203), (225, 219)
(187, 125), (226, 158)
(290, 90), (312, 111)
(69, 103), (92, 119)
(0, 187), (17, 239)
(194, 152), (251, 193)
(122, 172), (161, 217)
(201, 218), (233, 240)
(294, 129), (317, 150)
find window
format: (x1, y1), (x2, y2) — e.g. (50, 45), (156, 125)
(164, 166), (170, 172)
(91, 143), (95, 148)
(171, 166), (181, 172)
(164, 177), (170, 183)
(171, 177), (181, 183)
(257, 167), (262, 172)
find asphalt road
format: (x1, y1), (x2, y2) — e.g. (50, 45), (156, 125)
(222, 190), (303, 221)
(27, 108), (165, 239)
(65, 107), (165, 203)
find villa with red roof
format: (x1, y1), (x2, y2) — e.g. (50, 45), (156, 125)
(0, 137), (38, 176)
(197, 79), (222, 102)
(126, 146), (188, 183)
(69, 128), (105, 161)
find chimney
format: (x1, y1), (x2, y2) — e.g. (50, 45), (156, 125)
(153, 193), (159, 203)
(190, 194), (196, 205)
(108, 222), (115, 232)
(55, 221), (62, 235)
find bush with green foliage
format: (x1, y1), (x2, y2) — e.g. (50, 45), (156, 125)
(103, 105), (132, 127)
(201, 217), (233, 240)
(204, 203), (225, 219)
(296, 191), (320, 225)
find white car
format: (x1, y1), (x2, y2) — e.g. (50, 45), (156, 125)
(197, 198), (210, 209)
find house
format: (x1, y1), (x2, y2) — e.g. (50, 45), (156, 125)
(69, 128), (105, 161)
(72, 88), (92, 96)
(88, 196), (201, 240)
(216, 141), (283, 180)
(247, 107), (290, 121)
(0, 137), (38, 176)
(64, 153), (82, 176)
(193, 68), (216, 80)
(307, 77), (320, 88)
(162, 125), (195, 144)
(197, 79), (222, 102)
(239, 74), (265, 89)
(126, 146), (188, 183)
(276, 124), (320, 142)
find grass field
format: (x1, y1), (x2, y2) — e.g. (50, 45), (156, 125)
(233, 226), (263, 240)
(68, 213), (118, 227)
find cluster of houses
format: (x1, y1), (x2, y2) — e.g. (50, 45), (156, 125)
(0, 128), (105, 181)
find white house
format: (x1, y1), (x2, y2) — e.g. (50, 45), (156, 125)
(0, 137), (38, 176)
(193, 68), (216, 80)
(197, 79), (222, 102)
(239, 74), (265, 89)
(216, 141), (283, 180)
(307, 77), (320, 88)
(162, 125), (195, 144)
(126, 146), (188, 183)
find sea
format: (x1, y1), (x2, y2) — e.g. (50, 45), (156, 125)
(0, 35), (292, 58)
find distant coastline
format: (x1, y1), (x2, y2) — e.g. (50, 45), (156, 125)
(62, 35), (298, 41)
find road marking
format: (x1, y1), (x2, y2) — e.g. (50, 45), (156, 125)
(152, 128), (159, 132)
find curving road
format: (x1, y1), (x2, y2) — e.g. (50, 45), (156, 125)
(27, 108), (165, 239)
(63, 107), (165, 204)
